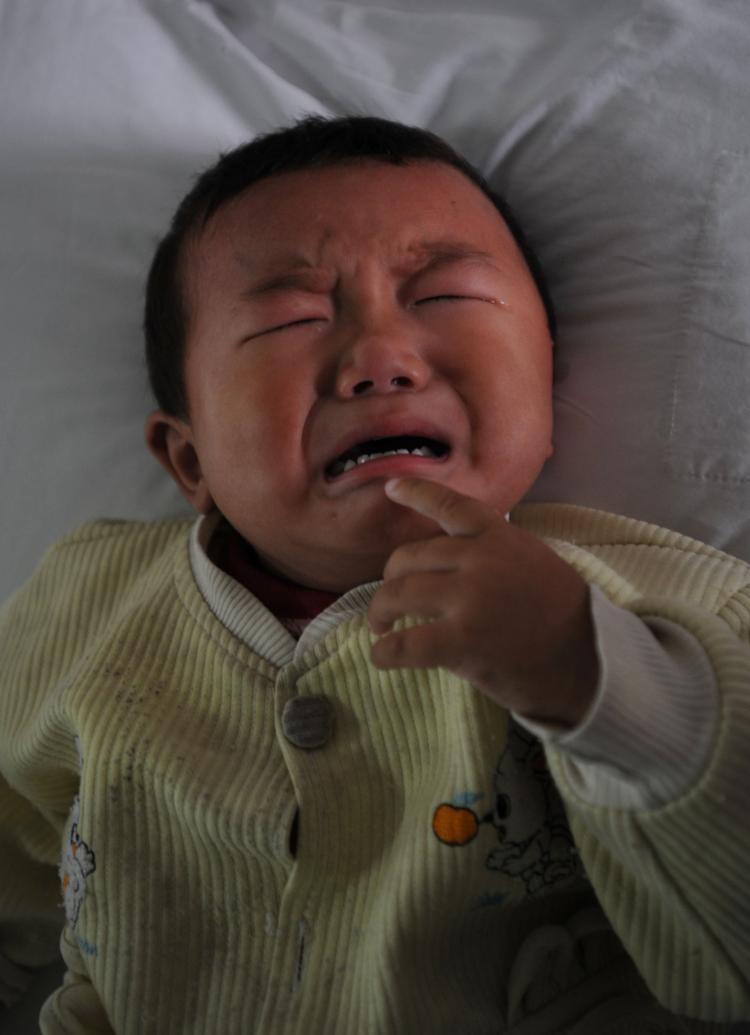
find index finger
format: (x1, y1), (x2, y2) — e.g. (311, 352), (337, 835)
(384, 477), (497, 536)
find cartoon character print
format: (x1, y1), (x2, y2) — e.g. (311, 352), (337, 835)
(484, 724), (580, 893)
(60, 795), (96, 928)
(433, 723), (581, 896)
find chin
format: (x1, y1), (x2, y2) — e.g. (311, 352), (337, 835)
(375, 508), (443, 554)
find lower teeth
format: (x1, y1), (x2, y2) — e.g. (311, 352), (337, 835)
(338, 446), (437, 475)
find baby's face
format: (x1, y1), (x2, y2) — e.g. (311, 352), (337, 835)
(169, 160), (553, 591)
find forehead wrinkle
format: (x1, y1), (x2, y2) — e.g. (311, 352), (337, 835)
(233, 224), (338, 293)
(234, 225), (335, 272)
(237, 237), (501, 294)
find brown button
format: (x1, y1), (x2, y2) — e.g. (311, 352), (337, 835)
(281, 695), (335, 749)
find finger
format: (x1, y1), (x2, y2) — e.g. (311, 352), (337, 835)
(384, 477), (495, 537)
(382, 533), (466, 581)
(368, 572), (449, 634)
(370, 619), (461, 672)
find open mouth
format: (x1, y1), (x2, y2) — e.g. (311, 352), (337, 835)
(325, 435), (451, 480)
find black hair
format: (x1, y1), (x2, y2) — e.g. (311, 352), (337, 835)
(143, 114), (555, 421)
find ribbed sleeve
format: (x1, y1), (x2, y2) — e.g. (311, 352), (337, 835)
(512, 504), (750, 1021)
(517, 585), (720, 809)
(0, 519), (193, 1011)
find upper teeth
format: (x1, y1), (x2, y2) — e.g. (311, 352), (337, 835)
(336, 444), (439, 476)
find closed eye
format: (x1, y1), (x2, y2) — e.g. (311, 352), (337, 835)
(413, 294), (472, 306)
(253, 317), (327, 338)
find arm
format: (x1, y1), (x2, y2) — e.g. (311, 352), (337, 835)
(535, 587), (750, 1020)
(368, 478), (750, 1021)
(0, 544), (79, 1007)
(0, 775), (63, 1007)
(514, 586), (720, 809)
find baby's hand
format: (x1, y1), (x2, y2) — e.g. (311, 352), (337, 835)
(368, 478), (599, 728)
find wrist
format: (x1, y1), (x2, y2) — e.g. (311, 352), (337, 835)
(516, 603), (600, 729)
(518, 656), (598, 729)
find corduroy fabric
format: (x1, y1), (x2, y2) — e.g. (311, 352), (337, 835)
(0, 504), (748, 1033)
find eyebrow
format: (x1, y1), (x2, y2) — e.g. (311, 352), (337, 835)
(239, 240), (499, 300)
(240, 264), (332, 299)
(401, 240), (499, 272)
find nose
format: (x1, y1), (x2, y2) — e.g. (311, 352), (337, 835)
(334, 323), (432, 398)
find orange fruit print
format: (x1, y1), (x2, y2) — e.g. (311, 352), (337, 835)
(432, 803), (479, 846)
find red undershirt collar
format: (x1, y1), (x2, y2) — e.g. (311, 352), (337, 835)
(208, 517), (341, 625)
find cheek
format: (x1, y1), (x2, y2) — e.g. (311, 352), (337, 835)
(209, 391), (317, 502)
(462, 344), (552, 493)
(199, 355), (299, 442)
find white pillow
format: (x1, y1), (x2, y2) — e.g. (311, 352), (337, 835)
(507, 2), (750, 563)
(1, 0), (749, 610)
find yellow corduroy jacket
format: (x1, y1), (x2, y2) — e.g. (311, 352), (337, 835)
(1, 504), (749, 1034)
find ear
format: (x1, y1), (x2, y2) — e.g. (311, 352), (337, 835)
(144, 410), (216, 514)
(546, 340), (555, 458)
